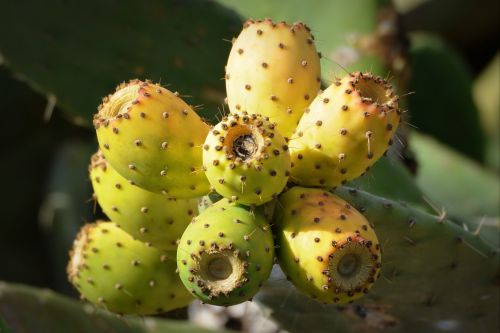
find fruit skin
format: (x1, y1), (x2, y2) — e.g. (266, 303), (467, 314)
(225, 18), (321, 138)
(177, 199), (274, 306)
(67, 221), (193, 315)
(94, 79), (210, 199)
(289, 72), (400, 187)
(274, 186), (382, 304)
(203, 112), (290, 205)
(89, 151), (198, 251)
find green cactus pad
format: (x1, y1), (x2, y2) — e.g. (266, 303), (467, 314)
(225, 19), (321, 138)
(89, 151), (198, 250)
(203, 112), (290, 205)
(177, 199), (274, 305)
(289, 72), (400, 188)
(94, 80), (210, 198)
(67, 221), (193, 315)
(275, 186), (381, 304)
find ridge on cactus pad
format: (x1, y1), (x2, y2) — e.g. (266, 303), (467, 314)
(89, 151), (198, 251)
(203, 112), (291, 205)
(274, 186), (382, 304)
(93, 79), (210, 199)
(225, 18), (321, 138)
(289, 72), (401, 188)
(177, 199), (274, 306)
(67, 221), (193, 315)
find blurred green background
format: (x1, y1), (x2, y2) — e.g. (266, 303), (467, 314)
(0, 0), (498, 332)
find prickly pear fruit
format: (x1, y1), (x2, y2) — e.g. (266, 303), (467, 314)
(93, 80), (210, 198)
(289, 72), (400, 187)
(274, 187), (382, 304)
(203, 112), (290, 205)
(225, 19), (321, 138)
(67, 222), (193, 315)
(177, 199), (274, 306)
(89, 151), (197, 251)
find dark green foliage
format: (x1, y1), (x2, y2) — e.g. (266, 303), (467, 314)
(0, 282), (227, 333)
(0, 0), (242, 126)
(40, 141), (95, 294)
(407, 34), (484, 161)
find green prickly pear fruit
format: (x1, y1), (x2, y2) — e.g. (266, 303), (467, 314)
(89, 151), (198, 251)
(93, 80), (210, 199)
(202, 112), (291, 205)
(225, 18), (321, 138)
(274, 187), (382, 304)
(289, 72), (400, 187)
(67, 222), (193, 315)
(177, 199), (274, 306)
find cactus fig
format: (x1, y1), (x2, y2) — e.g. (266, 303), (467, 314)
(67, 221), (193, 315)
(203, 112), (290, 205)
(93, 80), (210, 198)
(274, 186), (382, 304)
(225, 18), (321, 138)
(289, 72), (400, 188)
(89, 151), (198, 250)
(177, 199), (274, 306)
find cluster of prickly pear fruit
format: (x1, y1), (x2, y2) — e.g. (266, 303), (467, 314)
(67, 17), (402, 315)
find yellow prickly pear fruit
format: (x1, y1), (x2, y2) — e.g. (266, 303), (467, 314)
(67, 222), (193, 315)
(225, 18), (321, 138)
(275, 187), (382, 304)
(93, 80), (210, 199)
(202, 112), (291, 205)
(89, 151), (198, 250)
(289, 72), (400, 187)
